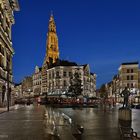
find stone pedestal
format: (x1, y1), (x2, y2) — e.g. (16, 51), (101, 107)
(118, 107), (132, 127)
(119, 107), (132, 121)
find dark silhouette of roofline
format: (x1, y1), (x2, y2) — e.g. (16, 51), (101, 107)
(121, 62), (139, 65)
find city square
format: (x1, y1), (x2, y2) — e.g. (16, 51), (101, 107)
(0, 0), (140, 140)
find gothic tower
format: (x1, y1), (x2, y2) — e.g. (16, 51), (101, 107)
(42, 13), (59, 94)
(44, 13), (59, 64)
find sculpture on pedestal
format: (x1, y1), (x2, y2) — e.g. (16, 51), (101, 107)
(120, 87), (131, 108)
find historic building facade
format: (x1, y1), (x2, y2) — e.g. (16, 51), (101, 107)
(119, 62), (139, 93)
(90, 74), (96, 97)
(21, 76), (33, 98)
(104, 62), (140, 103)
(32, 66), (42, 96)
(119, 62), (140, 102)
(44, 14), (59, 64)
(45, 65), (83, 95)
(45, 65), (96, 97)
(83, 64), (96, 97)
(42, 14), (60, 94)
(105, 75), (120, 102)
(31, 14), (97, 97)
(0, 0), (19, 107)
(13, 83), (22, 99)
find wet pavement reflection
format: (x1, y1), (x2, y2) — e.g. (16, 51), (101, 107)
(0, 105), (47, 140)
(58, 105), (140, 140)
(132, 109), (140, 136)
(59, 107), (120, 140)
(43, 107), (75, 140)
(0, 104), (139, 140)
(0, 105), (76, 140)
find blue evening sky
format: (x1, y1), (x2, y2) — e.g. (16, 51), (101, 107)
(12, 0), (140, 88)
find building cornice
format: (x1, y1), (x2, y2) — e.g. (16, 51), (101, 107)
(47, 65), (83, 71)
(0, 26), (14, 54)
(10, 0), (20, 11)
(1, 0), (19, 24)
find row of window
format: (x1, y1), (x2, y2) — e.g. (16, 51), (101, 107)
(0, 44), (4, 55)
(0, 55), (4, 68)
(48, 71), (78, 79)
(0, 56), (10, 70)
(127, 75), (134, 80)
(0, 69), (5, 78)
(127, 83), (134, 88)
(127, 69), (134, 73)
(0, 43), (11, 62)
(0, 69), (12, 81)
(0, 4), (11, 39)
(33, 75), (41, 80)
(48, 80), (68, 87)
(33, 81), (41, 86)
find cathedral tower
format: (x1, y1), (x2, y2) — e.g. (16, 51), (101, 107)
(44, 13), (59, 64)
(42, 13), (59, 94)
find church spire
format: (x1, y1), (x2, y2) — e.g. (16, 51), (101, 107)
(48, 12), (56, 33)
(43, 13), (59, 65)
